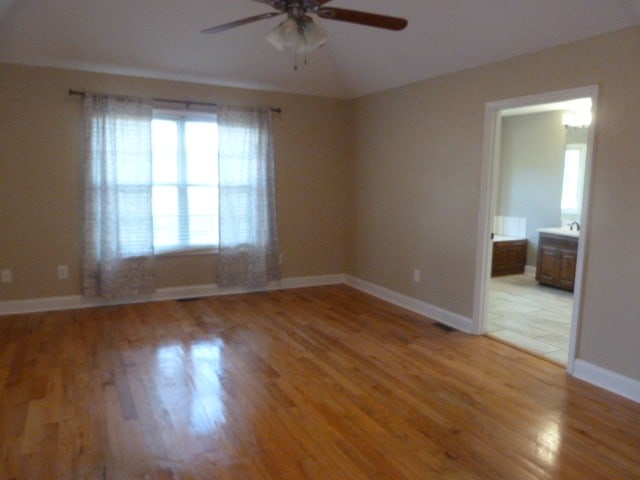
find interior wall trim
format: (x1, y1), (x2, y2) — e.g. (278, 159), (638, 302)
(345, 275), (474, 333)
(0, 274), (347, 316)
(573, 359), (640, 404)
(474, 84), (600, 374)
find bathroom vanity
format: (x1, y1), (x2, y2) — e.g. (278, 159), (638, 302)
(536, 228), (579, 291)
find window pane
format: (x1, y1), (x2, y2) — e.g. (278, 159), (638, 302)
(189, 215), (218, 246)
(188, 186), (218, 246)
(153, 186), (179, 248)
(152, 119), (178, 183)
(154, 216), (180, 249)
(153, 186), (178, 216)
(188, 186), (217, 216)
(186, 121), (218, 185)
(561, 149), (580, 211)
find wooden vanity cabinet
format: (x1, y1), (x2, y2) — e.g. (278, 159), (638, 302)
(492, 239), (527, 277)
(536, 232), (578, 291)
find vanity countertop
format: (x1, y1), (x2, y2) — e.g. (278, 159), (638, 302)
(493, 234), (526, 242)
(538, 227), (580, 238)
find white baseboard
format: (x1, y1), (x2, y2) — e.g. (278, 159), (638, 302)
(345, 275), (473, 333)
(0, 274), (347, 316)
(573, 359), (640, 404)
(524, 265), (536, 276)
(1, 273), (472, 335)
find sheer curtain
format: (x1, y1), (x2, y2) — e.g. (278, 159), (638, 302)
(217, 106), (280, 288)
(82, 93), (156, 299)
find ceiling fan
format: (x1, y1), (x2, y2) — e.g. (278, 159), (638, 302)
(202, 1), (408, 56)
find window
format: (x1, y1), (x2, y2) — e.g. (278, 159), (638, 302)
(151, 111), (219, 252)
(560, 143), (587, 215)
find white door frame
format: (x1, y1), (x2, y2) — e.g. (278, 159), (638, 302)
(471, 85), (599, 374)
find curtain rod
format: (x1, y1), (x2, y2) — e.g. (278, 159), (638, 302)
(68, 89), (282, 114)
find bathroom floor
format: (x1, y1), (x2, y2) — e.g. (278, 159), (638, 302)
(486, 272), (573, 365)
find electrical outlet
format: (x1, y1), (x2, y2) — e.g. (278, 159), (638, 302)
(413, 269), (421, 283)
(1, 269), (12, 283)
(57, 265), (69, 280)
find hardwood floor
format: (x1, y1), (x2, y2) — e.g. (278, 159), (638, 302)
(1, 285), (639, 479)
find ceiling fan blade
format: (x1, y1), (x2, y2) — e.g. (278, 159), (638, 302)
(316, 7), (408, 31)
(201, 12), (283, 34)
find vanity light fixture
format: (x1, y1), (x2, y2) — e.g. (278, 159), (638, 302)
(562, 110), (592, 128)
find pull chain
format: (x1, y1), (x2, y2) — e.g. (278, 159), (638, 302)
(293, 31), (310, 71)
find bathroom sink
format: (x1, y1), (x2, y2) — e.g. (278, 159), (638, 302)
(538, 227), (580, 238)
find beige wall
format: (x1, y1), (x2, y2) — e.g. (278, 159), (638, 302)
(350, 26), (640, 380)
(0, 64), (351, 300)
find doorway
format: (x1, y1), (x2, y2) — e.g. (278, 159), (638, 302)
(473, 86), (598, 374)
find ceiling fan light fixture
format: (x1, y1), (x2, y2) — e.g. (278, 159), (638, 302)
(266, 17), (300, 51)
(266, 15), (326, 54)
(297, 17), (327, 53)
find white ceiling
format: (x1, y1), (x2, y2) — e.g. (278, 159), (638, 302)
(1, 0), (639, 99)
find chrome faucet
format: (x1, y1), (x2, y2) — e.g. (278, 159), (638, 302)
(569, 221), (581, 231)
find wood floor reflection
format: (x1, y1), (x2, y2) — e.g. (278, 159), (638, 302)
(1, 285), (639, 479)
